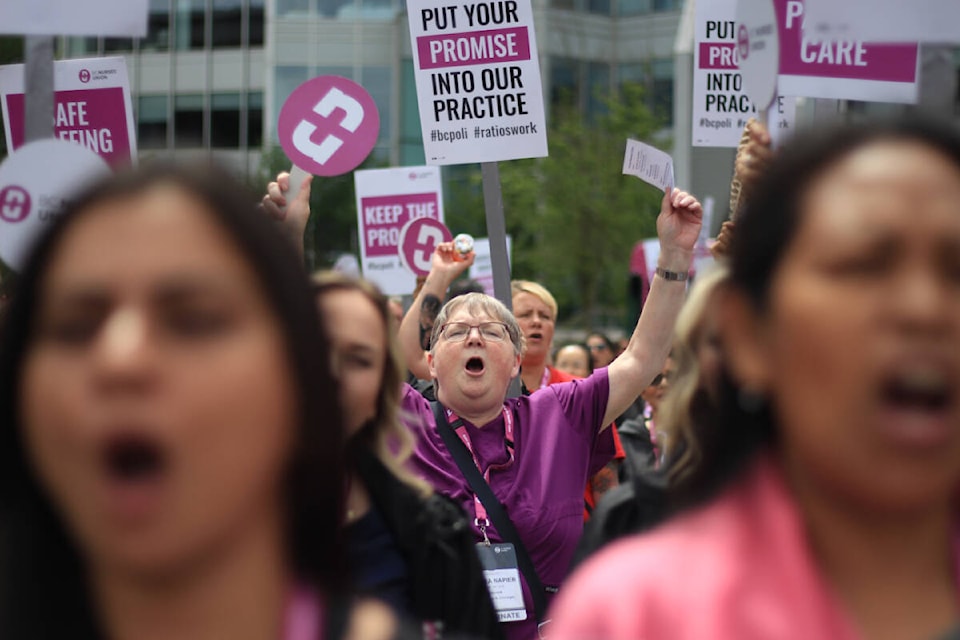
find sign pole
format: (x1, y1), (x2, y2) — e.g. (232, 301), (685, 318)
(480, 160), (521, 397)
(23, 35), (54, 143)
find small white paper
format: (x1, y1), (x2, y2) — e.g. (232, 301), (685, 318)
(622, 139), (674, 192)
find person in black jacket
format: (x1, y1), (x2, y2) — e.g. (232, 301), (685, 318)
(312, 272), (502, 640)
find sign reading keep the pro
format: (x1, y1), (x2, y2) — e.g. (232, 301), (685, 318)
(407, 0), (548, 165)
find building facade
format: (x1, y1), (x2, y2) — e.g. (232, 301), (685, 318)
(64, 0), (682, 176)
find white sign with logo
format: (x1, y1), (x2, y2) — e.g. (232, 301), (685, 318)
(468, 236), (512, 297)
(0, 139), (111, 270)
(693, 0), (794, 147)
(803, 0), (960, 44)
(0, 57), (137, 168)
(736, 0), (779, 112)
(354, 166), (445, 295)
(0, 0), (148, 36)
(406, 0), (548, 164)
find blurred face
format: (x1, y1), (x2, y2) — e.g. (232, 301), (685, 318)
(20, 185), (297, 579)
(586, 335), (615, 369)
(428, 305), (521, 417)
(512, 292), (554, 365)
(641, 357), (675, 416)
(555, 345), (590, 378)
(319, 290), (387, 435)
(726, 141), (960, 513)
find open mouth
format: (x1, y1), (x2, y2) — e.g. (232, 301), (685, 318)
(103, 434), (167, 484)
(466, 357), (485, 374)
(882, 370), (951, 413)
(528, 332), (543, 341)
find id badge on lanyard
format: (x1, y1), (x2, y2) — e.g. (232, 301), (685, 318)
(475, 542), (527, 622)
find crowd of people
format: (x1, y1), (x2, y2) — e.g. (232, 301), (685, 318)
(1, 112), (960, 640)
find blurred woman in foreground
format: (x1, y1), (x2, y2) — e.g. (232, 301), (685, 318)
(0, 164), (394, 639)
(550, 118), (960, 640)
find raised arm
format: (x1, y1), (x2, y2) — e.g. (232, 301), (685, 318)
(261, 171), (313, 261)
(398, 242), (475, 380)
(603, 188), (702, 427)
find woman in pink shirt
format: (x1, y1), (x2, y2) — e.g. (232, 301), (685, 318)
(550, 118), (960, 640)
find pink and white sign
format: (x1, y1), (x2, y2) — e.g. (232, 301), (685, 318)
(277, 75), (380, 177)
(407, 0), (548, 165)
(694, 0), (796, 147)
(468, 236), (512, 297)
(398, 217), (453, 277)
(0, 57), (137, 168)
(804, 0), (960, 45)
(775, 0), (918, 103)
(0, 139), (111, 270)
(354, 166), (445, 295)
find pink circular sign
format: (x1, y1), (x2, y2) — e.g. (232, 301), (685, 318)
(277, 75), (381, 177)
(398, 217), (452, 277)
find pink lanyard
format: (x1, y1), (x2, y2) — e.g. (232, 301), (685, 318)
(539, 366), (551, 390)
(282, 586), (321, 640)
(445, 407), (515, 543)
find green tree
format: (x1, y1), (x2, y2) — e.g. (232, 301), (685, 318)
(496, 82), (666, 328)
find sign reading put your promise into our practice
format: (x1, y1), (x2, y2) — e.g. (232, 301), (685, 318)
(407, 0), (548, 164)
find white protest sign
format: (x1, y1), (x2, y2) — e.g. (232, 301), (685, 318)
(804, 0), (960, 44)
(774, 0), (919, 103)
(0, 57), (137, 168)
(354, 166), (445, 295)
(641, 238), (659, 283)
(0, 0), (148, 37)
(406, 0), (548, 165)
(735, 0), (779, 112)
(693, 0), (795, 147)
(622, 140), (674, 192)
(468, 236), (512, 297)
(0, 139), (111, 270)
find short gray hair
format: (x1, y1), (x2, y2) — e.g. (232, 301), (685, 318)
(430, 292), (525, 357)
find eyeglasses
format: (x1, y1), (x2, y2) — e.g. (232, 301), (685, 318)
(439, 321), (510, 342)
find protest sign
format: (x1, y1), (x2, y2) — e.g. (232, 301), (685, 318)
(354, 166), (444, 295)
(693, 0), (795, 147)
(803, 0), (960, 44)
(469, 236), (512, 297)
(1, 0), (147, 37)
(735, 0), (779, 113)
(774, 0), (918, 103)
(278, 75), (380, 178)
(398, 217), (454, 277)
(0, 57), (137, 168)
(406, 0), (548, 165)
(622, 140), (674, 192)
(0, 139), (111, 270)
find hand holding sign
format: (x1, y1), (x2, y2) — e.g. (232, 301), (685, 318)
(278, 75), (380, 178)
(262, 171), (313, 256)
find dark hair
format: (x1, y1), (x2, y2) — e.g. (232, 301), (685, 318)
(445, 277), (485, 303)
(671, 116), (960, 508)
(584, 331), (616, 353)
(0, 162), (347, 636)
(554, 342), (593, 375)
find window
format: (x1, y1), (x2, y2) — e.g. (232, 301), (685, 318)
(587, 62), (611, 119)
(550, 57), (580, 108)
(175, 94), (204, 147)
(247, 91), (263, 147)
(651, 58), (673, 125)
(138, 95), (169, 149)
(104, 38), (134, 52)
(175, 0), (205, 50)
(249, 0), (265, 45)
(211, 93), (241, 147)
(143, 0), (171, 51)
(212, 0), (243, 47)
(277, 0), (311, 15)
